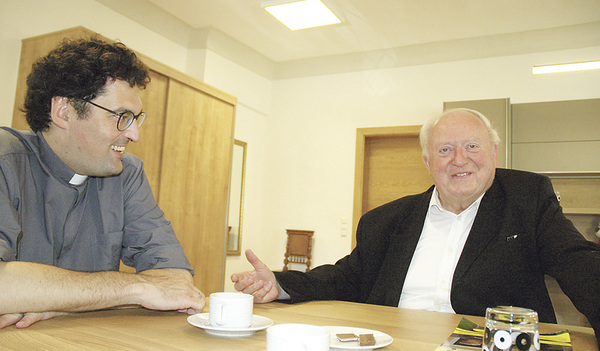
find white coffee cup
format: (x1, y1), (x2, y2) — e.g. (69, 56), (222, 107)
(266, 323), (330, 351)
(209, 292), (254, 328)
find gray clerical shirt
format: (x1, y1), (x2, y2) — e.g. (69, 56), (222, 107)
(0, 127), (192, 274)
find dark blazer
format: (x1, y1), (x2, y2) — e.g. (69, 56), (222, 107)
(275, 168), (600, 342)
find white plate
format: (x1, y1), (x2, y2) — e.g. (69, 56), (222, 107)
(187, 313), (273, 337)
(324, 326), (393, 350)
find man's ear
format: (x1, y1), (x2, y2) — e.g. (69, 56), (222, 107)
(492, 144), (499, 167)
(423, 155), (431, 171)
(49, 96), (70, 130)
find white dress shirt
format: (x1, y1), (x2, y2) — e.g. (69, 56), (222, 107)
(397, 187), (484, 313)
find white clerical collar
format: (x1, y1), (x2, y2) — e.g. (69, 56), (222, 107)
(69, 173), (88, 185)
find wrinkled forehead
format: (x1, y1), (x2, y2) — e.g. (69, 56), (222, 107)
(430, 111), (489, 142)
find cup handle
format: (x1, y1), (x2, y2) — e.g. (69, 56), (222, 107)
(215, 303), (225, 326)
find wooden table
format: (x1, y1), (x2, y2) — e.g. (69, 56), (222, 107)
(1, 301), (597, 350)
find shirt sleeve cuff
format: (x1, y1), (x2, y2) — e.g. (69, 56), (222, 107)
(276, 281), (291, 300)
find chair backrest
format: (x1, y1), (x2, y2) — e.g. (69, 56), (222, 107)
(283, 229), (314, 272)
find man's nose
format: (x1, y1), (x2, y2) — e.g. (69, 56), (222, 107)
(123, 119), (141, 142)
(452, 147), (468, 166)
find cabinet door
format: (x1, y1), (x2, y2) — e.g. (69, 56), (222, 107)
(159, 79), (235, 294)
(512, 99), (600, 172)
(129, 70), (169, 196)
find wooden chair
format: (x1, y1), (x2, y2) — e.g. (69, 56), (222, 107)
(282, 229), (314, 272)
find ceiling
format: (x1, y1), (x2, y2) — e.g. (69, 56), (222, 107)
(99, 0), (600, 78)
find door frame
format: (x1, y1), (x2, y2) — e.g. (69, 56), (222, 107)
(352, 125), (422, 247)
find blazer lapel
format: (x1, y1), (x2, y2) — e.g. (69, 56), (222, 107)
(452, 179), (504, 284)
(375, 191), (432, 306)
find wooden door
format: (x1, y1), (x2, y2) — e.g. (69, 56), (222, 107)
(352, 126), (432, 247)
(128, 71), (169, 195)
(159, 79), (235, 294)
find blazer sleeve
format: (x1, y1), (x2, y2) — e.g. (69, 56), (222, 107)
(273, 218), (375, 304)
(534, 174), (600, 344)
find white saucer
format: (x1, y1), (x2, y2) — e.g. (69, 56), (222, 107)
(187, 313), (273, 337)
(324, 326), (393, 350)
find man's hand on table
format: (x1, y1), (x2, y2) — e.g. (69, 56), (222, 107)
(0, 311), (68, 329)
(231, 249), (280, 303)
(0, 262), (205, 329)
(136, 268), (206, 315)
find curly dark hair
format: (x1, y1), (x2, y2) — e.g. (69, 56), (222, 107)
(23, 37), (151, 132)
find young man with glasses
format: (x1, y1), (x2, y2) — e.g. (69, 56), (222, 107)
(0, 38), (205, 328)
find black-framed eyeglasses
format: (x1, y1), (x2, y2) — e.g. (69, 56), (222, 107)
(82, 100), (146, 131)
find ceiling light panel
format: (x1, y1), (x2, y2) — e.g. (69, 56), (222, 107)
(263, 0), (341, 31)
(533, 60), (600, 74)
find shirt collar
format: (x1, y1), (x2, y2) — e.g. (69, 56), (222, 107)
(429, 187), (485, 215)
(37, 132), (88, 186)
(69, 173), (88, 185)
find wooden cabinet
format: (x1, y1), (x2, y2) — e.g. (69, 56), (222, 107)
(511, 99), (600, 173)
(158, 79), (235, 292)
(11, 27), (236, 295)
(511, 99), (600, 215)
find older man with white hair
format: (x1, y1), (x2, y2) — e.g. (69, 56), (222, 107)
(232, 108), (600, 347)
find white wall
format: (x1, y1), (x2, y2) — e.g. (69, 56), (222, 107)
(2, 0), (599, 293)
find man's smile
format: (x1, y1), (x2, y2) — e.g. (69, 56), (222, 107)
(452, 172), (472, 178)
(110, 145), (125, 152)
